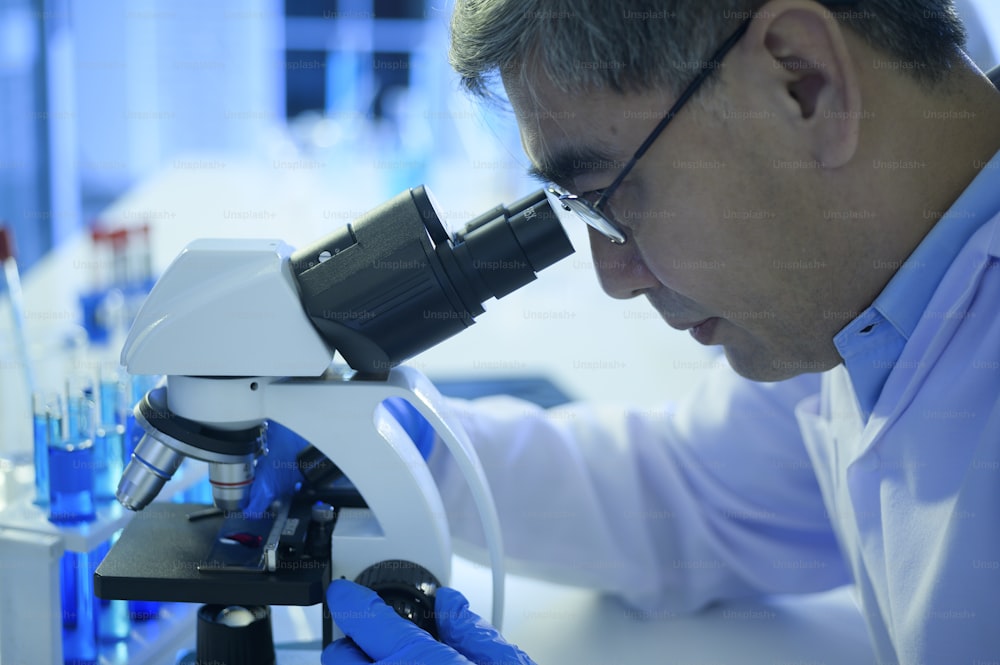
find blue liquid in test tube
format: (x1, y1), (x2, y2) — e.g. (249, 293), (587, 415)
(94, 376), (126, 500)
(94, 538), (130, 642)
(92, 426), (123, 501)
(123, 411), (142, 465)
(48, 442), (97, 523)
(32, 392), (59, 507)
(125, 374), (163, 622)
(61, 549), (98, 665)
(127, 599), (161, 622)
(60, 551), (78, 628)
(124, 373), (158, 462)
(48, 391), (97, 524)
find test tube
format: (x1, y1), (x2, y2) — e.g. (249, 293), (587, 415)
(108, 229), (129, 291)
(123, 373), (159, 462)
(48, 386), (97, 524)
(60, 548), (98, 665)
(124, 373), (162, 622)
(32, 391), (59, 507)
(79, 226), (112, 345)
(49, 387), (101, 663)
(124, 225), (156, 329)
(135, 224), (154, 291)
(94, 536), (130, 642)
(94, 369), (127, 500)
(127, 599), (161, 623)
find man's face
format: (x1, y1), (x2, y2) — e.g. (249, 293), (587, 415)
(504, 71), (859, 381)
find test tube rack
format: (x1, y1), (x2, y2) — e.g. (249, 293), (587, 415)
(0, 460), (208, 665)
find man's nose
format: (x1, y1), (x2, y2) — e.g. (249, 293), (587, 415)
(587, 227), (658, 299)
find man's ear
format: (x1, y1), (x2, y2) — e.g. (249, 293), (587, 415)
(735, 0), (862, 167)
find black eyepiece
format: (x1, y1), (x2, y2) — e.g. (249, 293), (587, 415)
(290, 187), (574, 376)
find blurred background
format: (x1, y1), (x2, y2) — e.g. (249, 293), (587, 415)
(0, 0), (534, 270)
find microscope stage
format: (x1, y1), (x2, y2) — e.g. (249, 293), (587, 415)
(94, 503), (329, 606)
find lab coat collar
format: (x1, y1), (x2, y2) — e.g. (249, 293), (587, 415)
(834, 147), (1000, 419)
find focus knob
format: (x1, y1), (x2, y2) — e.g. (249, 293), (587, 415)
(354, 560), (441, 638)
(195, 604), (275, 665)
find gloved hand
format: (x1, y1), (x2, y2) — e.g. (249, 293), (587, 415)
(322, 579), (536, 665)
(244, 419), (310, 516)
(243, 399), (435, 516)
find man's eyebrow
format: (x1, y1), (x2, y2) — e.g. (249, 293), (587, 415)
(526, 145), (624, 187)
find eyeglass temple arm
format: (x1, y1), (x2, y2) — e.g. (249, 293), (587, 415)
(594, 20), (751, 209)
(595, 0), (861, 210)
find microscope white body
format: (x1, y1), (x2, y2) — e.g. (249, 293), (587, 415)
(120, 238), (505, 624)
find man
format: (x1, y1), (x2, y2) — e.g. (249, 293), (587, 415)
(313, 1), (1000, 662)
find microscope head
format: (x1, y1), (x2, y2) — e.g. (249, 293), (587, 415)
(120, 187), (572, 378)
(115, 187), (574, 512)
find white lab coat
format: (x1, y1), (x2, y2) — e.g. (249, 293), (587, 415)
(429, 214), (1000, 663)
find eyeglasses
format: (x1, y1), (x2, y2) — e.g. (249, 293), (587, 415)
(551, 0), (859, 244)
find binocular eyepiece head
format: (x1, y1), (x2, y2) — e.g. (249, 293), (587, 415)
(290, 187), (574, 376)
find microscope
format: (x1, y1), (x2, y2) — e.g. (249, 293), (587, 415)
(93, 187), (574, 663)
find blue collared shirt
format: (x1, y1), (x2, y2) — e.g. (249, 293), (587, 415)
(833, 148), (1000, 418)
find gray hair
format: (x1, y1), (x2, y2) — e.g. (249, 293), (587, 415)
(448, 0), (968, 100)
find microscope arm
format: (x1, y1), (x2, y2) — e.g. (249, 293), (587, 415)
(166, 367), (506, 630)
(382, 366), (506, 629)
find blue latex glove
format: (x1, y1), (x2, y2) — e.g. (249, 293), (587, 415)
(244, 400), (435, 516)
(322, 579), (536, 665)
(244, 419), (310, 517)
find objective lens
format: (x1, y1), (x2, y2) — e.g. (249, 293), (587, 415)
(116, 434), (183, 511)
(208, 461), (255, 513)
(115, 385), (264, 512)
